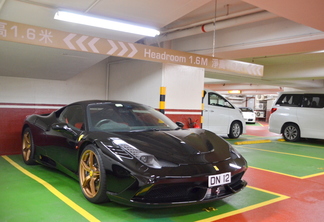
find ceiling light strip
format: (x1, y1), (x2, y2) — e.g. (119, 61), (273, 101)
(54, 11), (160, 37)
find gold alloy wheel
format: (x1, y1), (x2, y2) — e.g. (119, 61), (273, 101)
(22, 130), (31, 162)
(79, 150), (101, 198)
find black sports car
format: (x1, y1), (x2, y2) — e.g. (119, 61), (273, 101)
(22, 100), (247, 208)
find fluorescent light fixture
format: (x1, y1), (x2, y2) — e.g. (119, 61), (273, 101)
(54, 11), (160, 37)
(310, 50), (324, 54)
(228, 90), (241, 94)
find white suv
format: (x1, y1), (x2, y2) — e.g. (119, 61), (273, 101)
(203, 89), (246, 138)
(269, 90), (324, 142)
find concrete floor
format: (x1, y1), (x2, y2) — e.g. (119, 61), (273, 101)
(1, 122), (323, 222)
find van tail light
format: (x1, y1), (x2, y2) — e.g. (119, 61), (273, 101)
(270, 108), (277, 114)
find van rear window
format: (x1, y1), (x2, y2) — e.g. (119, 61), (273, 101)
(276, 94), (302, 107)
(302, 94), (324, 108)
(276, 94), (324, 108)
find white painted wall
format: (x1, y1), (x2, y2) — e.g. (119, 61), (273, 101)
(0, 59), (108, 104)
(162, 64), (204, 110)
(107, 60), (163, 108)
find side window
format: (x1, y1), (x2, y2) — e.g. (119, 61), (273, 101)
(59, 105), (85, 130)
(276, 94), (302, 107)
(208, 93), (233, 108)
(302, 94), (324, 108)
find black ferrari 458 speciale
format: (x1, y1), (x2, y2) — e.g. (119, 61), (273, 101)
(22, 100), (247, 208)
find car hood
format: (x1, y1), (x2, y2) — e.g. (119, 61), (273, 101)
(95, 129), (232, 165)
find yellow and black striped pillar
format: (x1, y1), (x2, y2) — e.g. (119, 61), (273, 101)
(159, 87), (166, 114)
(201, 90), (204, 128)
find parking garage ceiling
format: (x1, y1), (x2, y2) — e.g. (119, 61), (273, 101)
(0, 0), (324, 91)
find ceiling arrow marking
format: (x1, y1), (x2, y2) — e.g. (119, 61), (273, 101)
(127, 43), (138, 57)
(88, 37), (100, 53)
(107, 40), (118, 55)
(258, 67), (263, 76)
(64, 33), (77, 50)
(117, 41), (128, 56)
(76, 35), (89, 51)
(250, 65), (256, 76)
(253, 66), (257, 76)
(246, 64), (252, 75)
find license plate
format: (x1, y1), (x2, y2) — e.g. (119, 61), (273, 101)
(208, 172), (231, 187)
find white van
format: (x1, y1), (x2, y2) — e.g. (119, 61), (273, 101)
(269, 90), (324, 142)
(203, 89), (246, 138)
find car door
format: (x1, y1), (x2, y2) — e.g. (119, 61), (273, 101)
(297, 94), (324, 139)
(203, 92), (231, 134)
(45, 104), (85, 172)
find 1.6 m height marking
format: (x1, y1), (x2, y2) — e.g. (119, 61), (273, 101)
(189, 56), (209, 66)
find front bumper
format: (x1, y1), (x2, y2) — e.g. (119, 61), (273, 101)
(107, 170), (247, 208)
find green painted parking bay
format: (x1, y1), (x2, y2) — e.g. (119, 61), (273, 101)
(0, 155), (286, 222)
(234, 140), (324, 178)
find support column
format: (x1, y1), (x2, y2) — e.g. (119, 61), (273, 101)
(107, 60), (205, 128)
(161, 63), (204, 128)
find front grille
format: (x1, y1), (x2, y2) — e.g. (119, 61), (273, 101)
(135, 182), (207, 203)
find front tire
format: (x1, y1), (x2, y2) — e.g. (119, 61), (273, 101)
(22, 127), (37, 165)
(282, 123), (300, 142)
(79, 145), (109, 203)
(228, 121), (242, 139)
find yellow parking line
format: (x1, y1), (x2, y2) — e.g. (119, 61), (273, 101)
(2, 155), (100, 222)
(299, 171), (324, 179)
(241, 146), (324, 161)
(196, 185), (289, 222)
(249, 166), (301, 179)
(234, 140), (271, 145)
(277, 140), (324, 149)
(249, 166), (324, 179)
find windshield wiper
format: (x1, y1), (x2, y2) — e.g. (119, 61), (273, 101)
(130, 128), (160, 132)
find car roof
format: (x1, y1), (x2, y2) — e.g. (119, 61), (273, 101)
(68, 100), (140, 106)
(279, 89), (324, 95)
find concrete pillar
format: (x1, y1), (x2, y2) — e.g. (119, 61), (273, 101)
(107, 60), (204, 128)
(161, 63), (204, 128)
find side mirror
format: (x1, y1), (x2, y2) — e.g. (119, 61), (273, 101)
(52, 123), (78, 136)
(52, 122), (68, 130)
(175, 121), (185, 129)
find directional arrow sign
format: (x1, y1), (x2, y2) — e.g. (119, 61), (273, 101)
(88, 37), (99, 53)
(64, 33), (77, 50)
(107, 40), (118, 55)
(128, 43), (138, 57)
(76, 35), (88, 51)
(117, 41), (128, 56)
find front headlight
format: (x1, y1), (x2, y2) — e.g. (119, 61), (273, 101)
(109, 137), (162, 169)
(229, 145), (241, 159)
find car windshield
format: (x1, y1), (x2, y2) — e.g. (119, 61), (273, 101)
(239, 107), (253, 112)
(87, 102), (179, 132)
